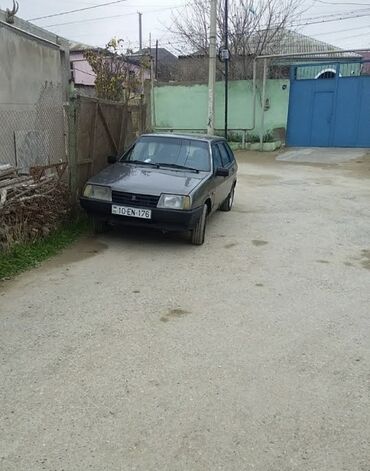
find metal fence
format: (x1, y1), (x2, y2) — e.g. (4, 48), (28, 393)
(292, 60), (370, 80)
(0, 82), (67, 172)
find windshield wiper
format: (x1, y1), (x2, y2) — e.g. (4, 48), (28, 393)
(123, 160), (159, 167)
(157, 163), (199, 173)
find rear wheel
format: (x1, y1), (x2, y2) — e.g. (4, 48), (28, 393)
(220, 186), (235, 212)
(191, 204), (207, 246)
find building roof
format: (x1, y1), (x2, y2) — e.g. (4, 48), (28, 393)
(69, 41), (143, 67)
(179, 29), (360, 60)
(131, 47), (177, 65)
(258, 29), (360, 58)
(69, 41), (94, 52)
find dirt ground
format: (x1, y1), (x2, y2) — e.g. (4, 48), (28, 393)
(1, 150), (370, 470)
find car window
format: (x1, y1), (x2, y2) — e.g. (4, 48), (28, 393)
(224, 142), (235, 163)
(121, 136), (210, 172)
(218, 142), (232, 166)
(212, 144), (223, 170)
(182, 140), (211, 171)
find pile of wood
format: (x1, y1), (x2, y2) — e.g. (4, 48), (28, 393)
(0, 163), (70, 250)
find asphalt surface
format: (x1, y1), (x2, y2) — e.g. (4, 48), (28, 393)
(1, 151), (370, 471)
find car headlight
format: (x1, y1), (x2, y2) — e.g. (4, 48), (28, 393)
(83, 184), (112, 202)
(157, 194), (191, 210)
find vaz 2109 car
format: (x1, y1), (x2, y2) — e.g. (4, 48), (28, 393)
(80, 133), (238, 245)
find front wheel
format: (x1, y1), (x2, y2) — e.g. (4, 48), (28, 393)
(91, 217), (109, 234)
(219, 186), (235, 212)
(191, 204), (207, 245)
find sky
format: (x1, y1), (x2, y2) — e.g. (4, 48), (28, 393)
(2, 0), (370, 52)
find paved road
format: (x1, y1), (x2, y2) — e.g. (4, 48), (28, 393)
(1, 152), (370, 471)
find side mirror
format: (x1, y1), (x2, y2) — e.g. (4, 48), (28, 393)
(107, 155), (117, 164)
(216, 167), (230, 177)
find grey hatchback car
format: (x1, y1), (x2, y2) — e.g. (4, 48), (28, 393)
(80, 133), (238, 245)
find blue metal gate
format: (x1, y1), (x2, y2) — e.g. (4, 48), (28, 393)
(287, 61), (370, 147)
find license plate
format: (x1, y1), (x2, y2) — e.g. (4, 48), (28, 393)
(111, 205), (152, 219)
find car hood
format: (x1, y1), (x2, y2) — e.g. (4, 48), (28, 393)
(88, 163), (207, 196)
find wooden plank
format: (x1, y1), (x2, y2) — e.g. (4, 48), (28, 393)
(89, 102), (98, 176)
(0, 176), (33, 189)
(77, 95), (126, 107)
(118, 105), (128, 152)
(0, 170), (17, 181)
(98, 103), (118, 154)
(0, 189), (7, 205)
(30, 162), (68, 181)
(68, 97), (78, 200)
(77, 159), (93, 165)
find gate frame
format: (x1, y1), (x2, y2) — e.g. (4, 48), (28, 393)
(286, 58), (370, 148)
(255, 48), (368, 150)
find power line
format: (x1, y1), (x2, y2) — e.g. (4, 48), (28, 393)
(156, 2), (191, 43)
(338, 31), (370, 40)
(294, 5), (370, 22)
(28, 0), (128, 22)
(291, 8), (370, 26)
(43, 4), (188, 28)
(312, 24), (370, 36)
(40, 2), (370, 34)
(54, 3), (370, 52)
(160, 14), (370, 46)
(45, 12), (136, 28)
(314, 0), (370, 5)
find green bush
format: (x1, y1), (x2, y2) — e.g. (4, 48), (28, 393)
(247, 130), (275, 143)
(214, 130), (243, 143)
(0, 218), (89, 280)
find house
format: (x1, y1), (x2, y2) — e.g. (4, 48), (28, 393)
(356, 50), (370, 75)
(153, 29), (370, 148)
(69, 42), (150, 97)
(176, 29), (361, 82)
(129, 47), (178, 82)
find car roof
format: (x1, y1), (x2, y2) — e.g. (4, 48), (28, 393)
(140, 132), (226, 143)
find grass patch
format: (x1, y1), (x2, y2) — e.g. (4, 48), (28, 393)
(0, 218), (89, 280)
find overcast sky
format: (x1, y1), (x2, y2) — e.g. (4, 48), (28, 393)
(2, 0), (370, 52)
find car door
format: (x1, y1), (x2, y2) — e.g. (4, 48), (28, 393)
(210, 143), (225, 209)
(216, 141), (236, 202)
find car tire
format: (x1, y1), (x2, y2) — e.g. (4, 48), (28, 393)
(91, 217), (109, 234)
(191, 204), (207, 246)
(220, 185), (235, 212)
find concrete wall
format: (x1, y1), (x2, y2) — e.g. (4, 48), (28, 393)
(0, 12), (69, 167)
(0, 28), (62, 106)
(153, 79), (290, 138)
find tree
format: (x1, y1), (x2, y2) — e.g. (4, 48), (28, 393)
(84, 38), (149, 102)
(169, 0), (304, 80)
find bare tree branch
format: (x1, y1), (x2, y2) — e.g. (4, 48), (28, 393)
(84, 38), (149, 102)
(168, 0), (304, 80)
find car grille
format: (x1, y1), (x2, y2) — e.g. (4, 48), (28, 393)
(112, 190), (160, 208)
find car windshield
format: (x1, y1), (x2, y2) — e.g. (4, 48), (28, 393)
(120, 136), (211, 172)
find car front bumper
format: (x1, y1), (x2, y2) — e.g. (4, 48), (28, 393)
(80, 197), (204, 232)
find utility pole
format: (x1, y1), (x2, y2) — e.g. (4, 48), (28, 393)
(207, 0), (217, 135)
(224, 0), (229, 139)
(155, 39), (159, 80)
(138, 12), (143, 51)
